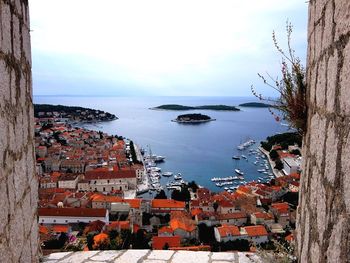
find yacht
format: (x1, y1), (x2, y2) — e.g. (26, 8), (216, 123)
(162, 172), (173, 177)
(241, 155), (247, 159)
(232, 155), (241, 160)
(174, 173), (182, 180)
(235, 169), (244, 176)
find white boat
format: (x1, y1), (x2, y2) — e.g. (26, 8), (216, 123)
(174, 173), (182, 180)
(241, 155), (247, 159)
(235, 169), (244, 176)
(162, 172), (173, 177)
(232, 155), (241, 160)
(258, 169), (266, 173)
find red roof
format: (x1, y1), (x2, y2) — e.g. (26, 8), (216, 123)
(152, 199), (185, 209)
(217, 225), (240, 237)
(52, 225), (69, 233)
(152, 236), (181, 250)
(85, 169), (136, 180)
(244, 225), (268, 237)
(38, 208), (107, 218)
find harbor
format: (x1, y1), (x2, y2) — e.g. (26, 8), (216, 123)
(136, 138), (279, 196)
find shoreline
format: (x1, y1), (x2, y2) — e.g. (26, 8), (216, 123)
(258, 146), (285, 178)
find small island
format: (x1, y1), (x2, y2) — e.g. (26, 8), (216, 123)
(151, 104), (240, 111)
(172, 113), (216, 123)
(34, 104), (118, 122)
(238, 102), (272, 108)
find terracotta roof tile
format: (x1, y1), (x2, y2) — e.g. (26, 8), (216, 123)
(244, 225), (268, 237)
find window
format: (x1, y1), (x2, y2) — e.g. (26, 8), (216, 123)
(103, 187), (106, 192)
(65, 220), (68, 223)
(53, 220), (56, 223)
(107, 180), (109, 184)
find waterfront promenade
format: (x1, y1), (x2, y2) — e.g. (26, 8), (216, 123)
(258, 147), (284, 178)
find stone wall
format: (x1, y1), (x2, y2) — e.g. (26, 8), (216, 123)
(0, 0), (38, 262)
(297, 0), (350, 262)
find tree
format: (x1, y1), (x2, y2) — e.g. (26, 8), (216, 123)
(86, 232), (97, 250)
(188, 181), (199, 192)
(213, 202), (219, 213)
(274, 159), (284, 170)
(269, 149), (279, 160)
(290, 149), (301, 156)
(154, 190), (167, 199)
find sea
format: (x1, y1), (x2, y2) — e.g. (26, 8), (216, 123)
(34, 96), (290, 193)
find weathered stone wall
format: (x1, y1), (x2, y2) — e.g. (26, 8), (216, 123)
(297, 0), (350, 262)
(0, 0), (38, 262)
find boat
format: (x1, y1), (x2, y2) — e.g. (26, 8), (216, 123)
(241, 155), (247, 159)
(232, 155), (240, 160)
(235, 169), (244, 176)
(258, 169), (266, 173)
(152, 155), (165, 163)
(162, 172), (173, 177)
(174, 173), (182, 180)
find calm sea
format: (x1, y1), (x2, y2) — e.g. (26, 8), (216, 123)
(34, 96), (289, 192)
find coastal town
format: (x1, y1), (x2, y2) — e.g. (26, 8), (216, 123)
(35, 112), (301, 255)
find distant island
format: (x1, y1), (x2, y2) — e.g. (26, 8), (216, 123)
(151, 104), (240, 111)
(238, 102), (272, 108)
(172, 113), (215, 123)
(34, 104), (118, 122)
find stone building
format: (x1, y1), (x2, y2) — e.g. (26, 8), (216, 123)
(296, 0), (350, 262)
(0, 0), (38, 262)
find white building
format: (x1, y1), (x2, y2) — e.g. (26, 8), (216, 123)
(282, 157), (301, 175)
(58, 174), (82, 189)
(38, 208), (109, 224)
(214, 225), (241, 243)
(78, 169), (137, 192)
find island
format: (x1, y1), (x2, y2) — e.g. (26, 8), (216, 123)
(34, 104), (118, 122)
(238, 102), (272, 108)
(172, 113), (216, 123)
(151, 104), (240, 111)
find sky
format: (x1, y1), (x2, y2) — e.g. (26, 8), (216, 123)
(29, 0), (308, 97)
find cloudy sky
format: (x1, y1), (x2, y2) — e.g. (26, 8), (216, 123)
(29, 0), (308, 96)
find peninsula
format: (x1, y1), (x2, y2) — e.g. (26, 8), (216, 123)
(172, 113), (215, 123)
(151, 104), (240, 111)
(34, 104), (118, 123)
(238, 102), (272, 108)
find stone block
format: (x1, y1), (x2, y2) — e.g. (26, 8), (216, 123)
(9, 204), (24, 262)
(1, 3), (12, 53)
(170, 251), (210, 263)
(114, 249), (150, 263)
(142, 260), (167, 263)
(0, 180), (9, 234)
(326, 52), (337, 112)
(342, 133), (350, 213)
(315, 55), (326, 108)
(334, 0), (350, 41)
(43, 252), (73, 261)
(12, 15), (21, 61)
(0, 60), (11, 103)
(210, 252), (236, 261)
(147, 250), (175, 261)
(339, 41), (350, 116)
(59, 251), (99, 263)
(324, 121), (337, 184)
(90, 250), (123, 261)
(322, 1), (334, 50)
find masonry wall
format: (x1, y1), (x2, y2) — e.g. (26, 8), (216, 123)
(296, 0), (350, 262)
(0, 0), (38, 262)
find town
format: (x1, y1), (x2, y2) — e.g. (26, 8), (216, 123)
(35, 116), (301, 255)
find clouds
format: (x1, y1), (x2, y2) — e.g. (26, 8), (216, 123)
(30, 0), (308, 96)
